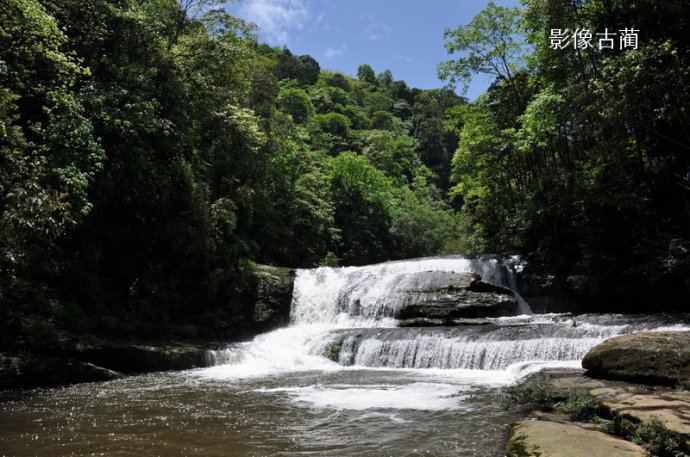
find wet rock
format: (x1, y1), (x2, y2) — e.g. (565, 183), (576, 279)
(507, 420), (645, 457)
(582, 331), (690, 388)
(396, 273), (518, 319)
(0, 352), (121, 390)
(251, 264), (295, 330)
(398, 317), (492, 327)
(75, 344), (211, 373)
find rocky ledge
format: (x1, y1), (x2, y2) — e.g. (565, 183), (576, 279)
(395, 272), (518, 320)
(506, 330), (690, 457)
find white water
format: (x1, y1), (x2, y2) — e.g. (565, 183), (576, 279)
(256, 383), (470, 411)
(201, 256), (690, 390)
(289, 255), (523, 325)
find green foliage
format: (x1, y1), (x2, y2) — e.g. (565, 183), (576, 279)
(326, 343), (341, 362)
(357, 64), (376, 85)
(501, 382), (557, 411)
(0, 0), (466, 344)
(275, 49), (320, 86)
(310, 112), (351, 137)
(372, 110), (395, 130)
(503, 383), (602, 424)
(554, 392), (600, 422)
(276, 87), (314, 123)
(635, 418), (690, 457)
(439, 1), (527, 100)
(443, 0), (690, 308)
(390, 184), (457, 258)
(326, 151), (395, 264)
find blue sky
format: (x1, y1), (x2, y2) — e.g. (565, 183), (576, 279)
(225, 0), (522, 100)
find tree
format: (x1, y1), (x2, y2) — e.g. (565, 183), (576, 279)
(439, 2), (527, 108)
(326, 152), (395, 264)
(357, 64), (376, 85)
(0, 0), (104, 313)
(276, 88), (314, 123)
(377, 69), (393, 88)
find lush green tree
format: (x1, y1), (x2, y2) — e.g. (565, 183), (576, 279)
(442, 0), (690, 309)
(377, 69), (393, 88)
(326, 152), (395, 264)
(275, 49), (320, 86)
(439, 1), (528, 109)
(357, 64), (376, 85)
(276, 87), (314, 123)
(0, 0), (104, 326)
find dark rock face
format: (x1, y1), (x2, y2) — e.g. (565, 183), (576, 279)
(251, 264), (295, 330)
(74, 344), (211, 374)
(0, 263), (296, 391)
(582, 331), (690, 388)
(0, 353), (121, 390)
(395, 273), (518, 319)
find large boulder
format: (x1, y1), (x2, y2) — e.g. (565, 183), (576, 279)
(507, 420), (645, 457)
(395, 272), (518, 319)
(582, 331), (690, 388)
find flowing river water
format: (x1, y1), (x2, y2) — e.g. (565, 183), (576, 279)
(1, 256), (689, 457)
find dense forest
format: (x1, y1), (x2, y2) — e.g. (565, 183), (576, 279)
(1, 0), (689, 346)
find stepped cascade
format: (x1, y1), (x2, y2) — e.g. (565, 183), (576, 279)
(207, 256), (688, 374)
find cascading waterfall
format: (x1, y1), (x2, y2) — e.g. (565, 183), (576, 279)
(290, 255), (525, 325)
(312, 320), (680, 370)
(206, 256), (690, 376)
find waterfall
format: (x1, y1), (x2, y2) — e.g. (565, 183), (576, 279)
(290, 255), (525, 326)
(205, 256), (690, 375)
(310, 322), (652, 370)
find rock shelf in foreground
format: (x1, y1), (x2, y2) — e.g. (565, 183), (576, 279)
(507, 420), (645, 457)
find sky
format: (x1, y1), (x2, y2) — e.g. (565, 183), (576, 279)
(225, 0), (523, 100)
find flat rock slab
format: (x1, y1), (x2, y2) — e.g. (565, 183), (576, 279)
(601, 393), (690, 437)
(507, 420), (645, 457)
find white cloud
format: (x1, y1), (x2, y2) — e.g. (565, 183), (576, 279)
(237, 0), (311, 44)
(389, 54), (412, 64)
(325, 43), (347, 58)
(361, 16), (391, 42)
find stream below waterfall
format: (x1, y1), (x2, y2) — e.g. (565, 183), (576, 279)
(1, 257), (689, 457)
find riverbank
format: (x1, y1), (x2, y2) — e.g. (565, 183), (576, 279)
(0, 264), (295, 390)
(505, 331), (690, 457)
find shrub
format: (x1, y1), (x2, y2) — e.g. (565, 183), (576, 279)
(501, 382), (557, 411)
(636, 418), (690, 457)
(554, 392), (600, 422)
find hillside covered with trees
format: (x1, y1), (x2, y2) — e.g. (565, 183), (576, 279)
(0, 0), (465, 343)
(1, 0), (689, 347)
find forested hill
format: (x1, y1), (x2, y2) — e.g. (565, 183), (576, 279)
(0, 0), (465, 341)
(1, 0), (689, 344)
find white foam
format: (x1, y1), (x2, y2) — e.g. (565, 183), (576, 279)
(258, 383), (469, 411)
(199, 325), (339, 379)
